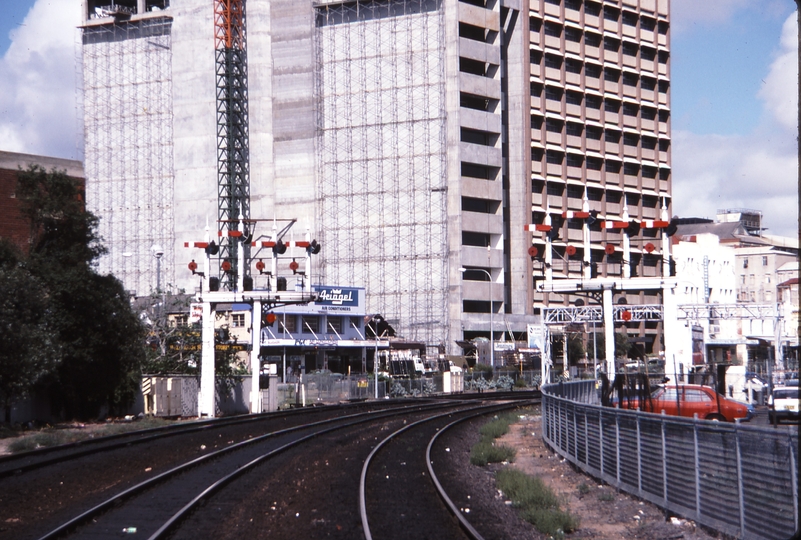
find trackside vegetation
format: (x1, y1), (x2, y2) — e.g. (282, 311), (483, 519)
(496, 468), (579, 537)
(470, 410), (579, 537)
(469, 412), (518, 466)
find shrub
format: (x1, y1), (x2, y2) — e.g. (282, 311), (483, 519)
(478, 413), (518, 440)
(514, 377), (527, 388)
(470, 440), (516, 466)
(496, 468), (579, 536)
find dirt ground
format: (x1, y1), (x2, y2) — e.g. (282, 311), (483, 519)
(497, 413), (728, 540)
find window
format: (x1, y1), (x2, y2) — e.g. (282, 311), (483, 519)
(603, 5), (619, 21)
(585, 1), (601, 17)
(545, 118), (563, 132)
(565, 58), (582, 74)
(530, 49), (543, 65)
(659, 139), (670, 151)
(586, 157), (603, 170)
(603, 37), (620, 52)
(566, 90), (583, 105)
(565, 0), (581, 11)
(585, 63), (602, 79)
(463, 231), (491, 246)
(625, 192), (640, 206)
(566, 122), (583, 136)
(622, 102), (639, 116)
(604, 130), (621, 143)
(174, 315), (188, 327)
(566, 154), (584, 167)
(623, 162), (639, 176)
(302, 316), (319, 333)
(658, 20), (669, 35)
(622, 72), (638, 88)
(642, 166), (657, 179)
(623, 132), (639, 146)
(544, 54), (563, 69)
(565, 26), (582, 42)
(743, 258), (749, 269)
(586, 125), (602, 139)
(327, 316), (342, 333)
(658, 110), (670, 123)
(604, 100), (620, 113)
(546, 183), (565, 196)
(762, 256), (768, 266)
(641, 77), (656, 91)
(545, 86), (563, 101)
(641, 47), (656, 61)
(640, 16), (655, 31)
(546, 150), (564, 164)
(684, 389), (711, 403)
(585, 32), (602, 48)
(586, 94), (602, 109)
(530, 82), (543, 96)
(658, 80), (670, 93)
(281, 314), (297, 333)
(567, 184), (584, 198)
(232, 313), (245, 328)
(622, 41), (638, 57)
(588, 187), (603, 201)
(622, 11), (638, 27)
(462, 197), (494, 213)
(349, 316), (362, 332)
(529, 17), (542, 33)
(544, 22), (562, 38)
(606, 161), (621, 174)
(604, 68), (620, 82)
(658, 50), (669, 64)
(641, 106), (657, 120)
(642, 136), (657, 150)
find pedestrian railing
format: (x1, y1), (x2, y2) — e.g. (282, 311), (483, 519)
(542, 381), (799, 540)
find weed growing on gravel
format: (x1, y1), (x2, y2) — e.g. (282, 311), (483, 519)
(598, 490), (616, 502)
(577, 482), (591, 496)
(7, 418), (176, 454)
(478, 413), (519, 439)
(469, 413), (520, 465)
(470, 440), (517, 465)
(496, 468), (579, 536)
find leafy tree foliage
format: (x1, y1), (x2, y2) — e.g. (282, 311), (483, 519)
(0, 241), (58, 422)
(1, 165), (146, 420)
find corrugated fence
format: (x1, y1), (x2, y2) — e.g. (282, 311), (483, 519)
(542, 380), (799, 540)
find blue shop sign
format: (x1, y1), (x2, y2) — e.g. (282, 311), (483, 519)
(314, 287), (359, 307)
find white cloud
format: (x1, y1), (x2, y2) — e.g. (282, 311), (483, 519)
(670, 0), (788, 34)
(0, 0), (81, 160)
(758, 13), (799, 132)
(672, 11), (798, 238)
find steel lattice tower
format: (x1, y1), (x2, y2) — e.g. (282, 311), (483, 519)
(214, 0), (250, 290)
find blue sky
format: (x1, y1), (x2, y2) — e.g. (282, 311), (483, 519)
(0, 0), (798, 237)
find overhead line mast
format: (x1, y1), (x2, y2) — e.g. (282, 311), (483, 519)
(214, 0), (250, 290)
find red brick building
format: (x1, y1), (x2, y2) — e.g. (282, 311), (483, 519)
(0, 151), (84, 253)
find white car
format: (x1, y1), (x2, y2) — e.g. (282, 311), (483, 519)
(769, 385), (799, 424)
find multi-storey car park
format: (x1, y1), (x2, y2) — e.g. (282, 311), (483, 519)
(79, 0), (670, 362)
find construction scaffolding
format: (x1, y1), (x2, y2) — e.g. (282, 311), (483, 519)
(81, 18), (174, 296)
(314, 0), (448, 348)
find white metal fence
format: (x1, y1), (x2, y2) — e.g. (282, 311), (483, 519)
(542, 381), (799, 540)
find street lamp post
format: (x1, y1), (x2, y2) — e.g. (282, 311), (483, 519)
(460, 267), (494, 368)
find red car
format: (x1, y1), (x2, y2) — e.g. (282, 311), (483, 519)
(615, 384), (752, 422)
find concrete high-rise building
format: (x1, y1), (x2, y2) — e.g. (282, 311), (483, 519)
(79, 0), (670, 357)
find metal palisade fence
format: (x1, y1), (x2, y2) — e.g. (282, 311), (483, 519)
(541, 381), (799, 540)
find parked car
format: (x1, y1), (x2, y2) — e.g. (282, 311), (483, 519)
(769, 385), (799, 424)
(615, 384), (752, 422)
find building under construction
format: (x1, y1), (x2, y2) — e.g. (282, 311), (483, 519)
(79, 0), (671, 357)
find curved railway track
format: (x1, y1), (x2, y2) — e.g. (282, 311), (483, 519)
(1, 392), (540, 540)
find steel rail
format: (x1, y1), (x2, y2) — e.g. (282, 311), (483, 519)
(35, 401), (457, 540)
(359, 401), (526, 540)
(424, 402), (535, 539)
(0, 400), (415, 478)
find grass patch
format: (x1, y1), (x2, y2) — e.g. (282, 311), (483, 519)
(478, 412), (520, 440)
(470, 440), (517, 466)
(496, 468), (580, 537)
(469, 412), (521, 466)
(6, 417), (176, 454)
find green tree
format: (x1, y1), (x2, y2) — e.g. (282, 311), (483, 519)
(16, 165), (145, 419)
(0, 241), (57, 423)
(589, 331), (632, 361)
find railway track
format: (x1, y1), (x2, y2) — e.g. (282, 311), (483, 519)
(2, 393), (540, 540)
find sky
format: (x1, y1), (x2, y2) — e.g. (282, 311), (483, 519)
(0, 0), (798, 238)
